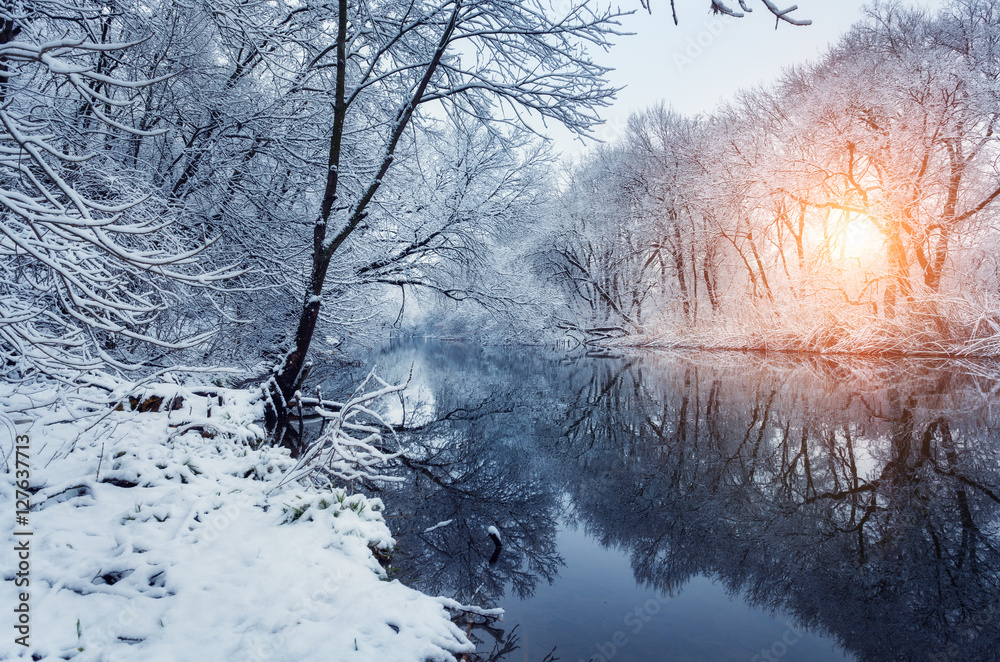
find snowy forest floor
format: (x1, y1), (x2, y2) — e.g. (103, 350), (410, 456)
(1, 381), (477, 662)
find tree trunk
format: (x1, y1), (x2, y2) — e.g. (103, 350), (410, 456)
(267, 0), (463, 425)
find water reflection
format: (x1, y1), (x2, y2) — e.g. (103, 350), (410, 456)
(345, 341), (1000, 661)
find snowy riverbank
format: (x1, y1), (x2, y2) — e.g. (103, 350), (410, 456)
(1, 381), (478, 661)
(602, 297), (1000, 359)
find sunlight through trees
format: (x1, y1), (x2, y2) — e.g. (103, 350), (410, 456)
(542, 1), (1000, 355)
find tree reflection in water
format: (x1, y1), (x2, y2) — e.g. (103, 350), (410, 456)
(349, 340), (1000, 661)
(361, 341), (564, 658)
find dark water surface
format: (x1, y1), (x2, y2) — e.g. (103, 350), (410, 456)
(329, 339), (1000, 662)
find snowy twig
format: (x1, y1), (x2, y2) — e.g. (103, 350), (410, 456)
(269, 369), (411, 493)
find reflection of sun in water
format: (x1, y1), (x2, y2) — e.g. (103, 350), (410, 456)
(840, 216), (882, 261)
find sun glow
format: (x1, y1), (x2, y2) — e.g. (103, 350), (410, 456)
(837, 214), (883, 262)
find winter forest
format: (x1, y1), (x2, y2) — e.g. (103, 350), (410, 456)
(4, 0), (1000, 660)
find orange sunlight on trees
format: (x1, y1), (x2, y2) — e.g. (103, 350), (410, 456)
(544, 1), (1000, 355)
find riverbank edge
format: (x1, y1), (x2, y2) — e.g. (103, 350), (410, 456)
(1, 379), (479, 662)
(601, 327), (1000, 360)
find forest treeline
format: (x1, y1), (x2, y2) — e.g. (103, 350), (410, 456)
(543, 0), (1000, 355)
(3, 0), (997, 398)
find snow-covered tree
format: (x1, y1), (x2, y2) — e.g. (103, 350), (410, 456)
(655, 0), (811, 25)
(773, 1), (1000, 313)
(546, 0), (1000, 352)
(264, 0), (630, 418)
(348, 117), (552, 323)
(0, 1), (237, 379)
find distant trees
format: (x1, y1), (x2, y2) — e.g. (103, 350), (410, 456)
(624, 107), (720, 323)
(546, 0), (1000, 352)
(540, 108), (717, 333)
(780, 3), (1000, 312)
(543, 147), (654, 332)
(351, 119), (552, 322)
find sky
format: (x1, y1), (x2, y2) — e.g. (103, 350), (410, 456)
(549, 0), (947, 159)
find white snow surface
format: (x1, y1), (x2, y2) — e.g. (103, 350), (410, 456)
(1, 382), (475, 661)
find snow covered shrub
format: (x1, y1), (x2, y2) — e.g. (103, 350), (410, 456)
(272, 370), (407, 490)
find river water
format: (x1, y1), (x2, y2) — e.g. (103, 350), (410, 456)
(322, 339), (1000, 662)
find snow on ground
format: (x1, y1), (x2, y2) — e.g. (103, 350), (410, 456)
(1, 381), (476, 661)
